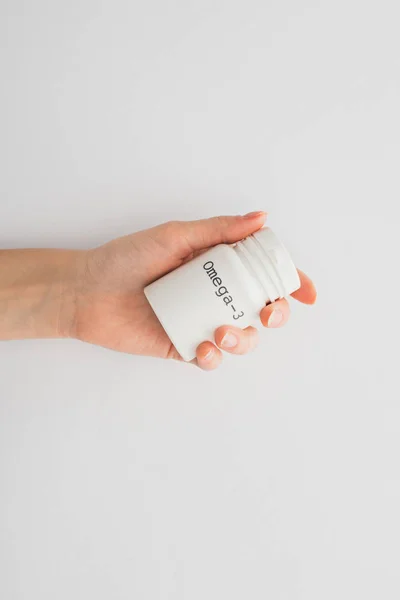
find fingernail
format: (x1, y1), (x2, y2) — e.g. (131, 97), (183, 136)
(243, 211), (266, 219)
(268, 310), (284, 328)
(203, 348), (214, 361)
(220, 331), (238, 348)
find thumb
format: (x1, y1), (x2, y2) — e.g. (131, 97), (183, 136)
(169, 211), (267, 256)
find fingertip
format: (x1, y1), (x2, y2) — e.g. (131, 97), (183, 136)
(242, 210), (267, 222)
(260, 298), (290, 328)
(196, 342), (223, 371)
(308, 286), (317, 304)
(215, 326), (239, 350)
(291, 269), (317, 305)
(215, 325), (259, 355)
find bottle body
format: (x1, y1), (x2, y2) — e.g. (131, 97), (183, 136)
(144, 228), (300, 362)
(144, 244), (264, 361)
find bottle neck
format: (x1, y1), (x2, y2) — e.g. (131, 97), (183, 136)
(233, 229), (298, 303)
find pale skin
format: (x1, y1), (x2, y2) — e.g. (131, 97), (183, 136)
(0, 211), (316, 370)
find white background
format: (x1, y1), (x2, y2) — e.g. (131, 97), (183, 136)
(1, 1), (400, 598)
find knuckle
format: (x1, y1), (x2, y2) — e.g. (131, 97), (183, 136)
(214, 215), (230, 230)
(163, 220), (181, 235)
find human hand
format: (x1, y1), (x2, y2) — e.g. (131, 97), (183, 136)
(71, 212), (316, 370)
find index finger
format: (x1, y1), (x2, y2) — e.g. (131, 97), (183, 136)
(290, 269), (317, 304)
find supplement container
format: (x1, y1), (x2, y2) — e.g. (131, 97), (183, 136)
(144, 227), (300, 361)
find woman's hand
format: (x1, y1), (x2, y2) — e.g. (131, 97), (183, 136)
(71, 212), (317, 370)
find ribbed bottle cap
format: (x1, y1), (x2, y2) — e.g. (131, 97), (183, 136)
(250, 228), (301, 301)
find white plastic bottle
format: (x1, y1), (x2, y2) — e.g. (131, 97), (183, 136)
(144, 228), (300, 362)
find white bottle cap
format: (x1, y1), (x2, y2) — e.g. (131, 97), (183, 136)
(237, 228), (301, 303)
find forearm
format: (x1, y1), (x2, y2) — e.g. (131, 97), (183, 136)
(0, 249), (83, 340)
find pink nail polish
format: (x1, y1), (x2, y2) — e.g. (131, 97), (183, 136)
(221, 331), (238, 348)
(268, 310), (284, 328)
(243, 211), (266, 219)
(203, 348), (214, 361)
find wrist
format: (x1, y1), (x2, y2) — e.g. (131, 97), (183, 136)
(0, 248), (88, 341)
(57, 250), (88, 339)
